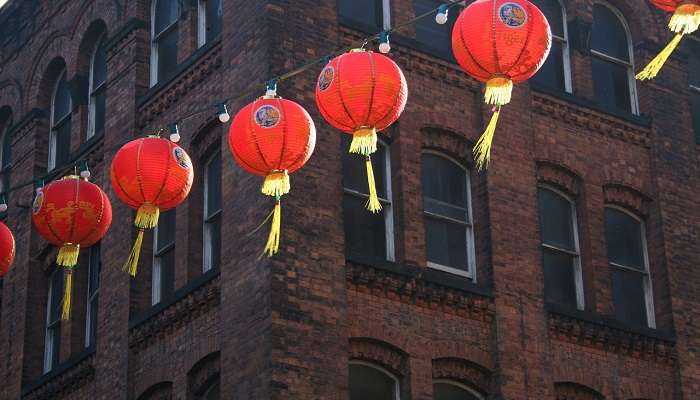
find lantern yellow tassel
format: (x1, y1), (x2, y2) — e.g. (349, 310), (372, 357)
(57, 244), (80, 268)
(669, 3), (700, 34)
(263, 200), (281, 257)
(350, 127), (378, 156)
(636, 34), (684, 80)
(135, 203), (160, 229)
(261, 170), (290, 197)
(123, 228), (145, 277)
(474, 107), (501, 171)
(365, 156), (382, 213)
(61, 267), (73, 321)
(484, 77), (513, 106)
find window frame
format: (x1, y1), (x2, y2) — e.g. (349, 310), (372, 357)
(433, 379), (484, 400)
(540, 0), (572, 93)
(87, 32), (107, 140)
(197, 0), (223, 48)
(537, 185), (584, 310)
(590, 2), (639, 115)
(342, 139), (395, 262)
(604, 205), (656, 328)
(421, 150), (477, 280)
(348, 360), (401, 400)
(43, 269), (62, 373)
(203, 150), (222, 272)
(152, 213), (176, 305)
(84, 245), (100, 348)
(150, 0), (179, 87)
(49, 69), (71, 171)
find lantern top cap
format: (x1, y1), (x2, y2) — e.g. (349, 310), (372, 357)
(349, 48), (370, 53)
(62, 175), (81, 180)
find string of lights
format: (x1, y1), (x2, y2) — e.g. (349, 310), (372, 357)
(0, 0), (464, 210)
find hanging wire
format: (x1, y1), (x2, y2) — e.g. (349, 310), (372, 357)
(0, 1), (464, 204)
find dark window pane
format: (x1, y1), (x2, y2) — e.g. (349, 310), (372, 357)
(49, 326), (61, 368)
(537, 188), (574, 250)
(204, 380), (220, 400)
(206, 0), (223, 42)
(591, 4), (630, 61)
(414, 0), (458, 55)
(157, 28), (178, 81)
(689, 48), (700, 87)
(206, 152), (222, 214)
(49, 270), (64, 323)
(604, 208), (644, 269)
(611, 267), (648, 326)
(54, 119), (71, 168)
(425, 216), (468, 271)
(2, 128), (11, 169)
(434, 383), (481, 400)
(159, 249), (175, 300)
(53, 75), (71, 120)
(531, 40), (565, 90)
(692, 93), (700, 144)
(155, 0), (179, 33)
(157, 209), (176, 251)
(542, 248), (577, 307)
(92, 40), (107, 87)
(592, 57), (631, 113)
(93, 90), (106, 136)
(343, 195), (386, 259)
(422, 154), (466, 208)
(88, 295), (98, 346)
(89, 246), (101, 295)
(207, 215), (221, 270)
(338, 0), (382, 29)
(349, 364), (396, 400)
(531, 0), (564, 37)
(342, 136), (387, 199)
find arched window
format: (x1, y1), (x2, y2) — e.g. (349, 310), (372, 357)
(152, 209), (176, 305)
(87, 33), (107, 139)
(421, 152), (476, 279)
(342, 136), (395, 262)
(138, 382), (174, 400)
(200, 380), (220, 400)
(434, 381), (483, 400)
(49, 69), (72, 170)
(349, 361), (400, 400)
(0, 109), (12, 195)
(151, 0), (180, 86)
(603, 207), (655, 328)
(537, 186), (583, 309)
(198, 0), (223, 47)
(530, 0), (571, 92)
(591, 3), (638, 114)
(203, 149), (221, 272)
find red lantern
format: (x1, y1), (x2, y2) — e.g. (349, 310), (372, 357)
(637, 0), (699, 80)
(111, 136), (193, 275)
(0, 222), (15, 277)
(315, 49), (407, 212)
(228, 89), (316, 256)
(32, 175), (112, 319)
(452, 0), (551, 168)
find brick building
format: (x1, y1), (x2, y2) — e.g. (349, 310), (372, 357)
(0, 0), (698, 398)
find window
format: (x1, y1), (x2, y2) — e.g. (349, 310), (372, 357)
(338, 0), (391, 31)
(349, 361), (400, 400)
(537, 187), (583, 309)
(198, 0), (222, 47)
(434, 381), (483, 400)
(0, 113), (11, 194)
(688, 41), (700, 143)
(43, 269), (63, 373)
(421, 153), (476, 278)
(413, 1), (459, 56)
(201, 380), (220, 400)
(591, 4), (638, 114)
(152, 209), (175, 305)
(604, 207), (655, 327)
(342, 136), (395, 261)
(203, 151), (221, 272)
(49, 69), (72, 170)
(530, 0), (571, 92)
(151, 0), (180, 86)
(87, 33), (107, 139)
(85, 245), (101, 348)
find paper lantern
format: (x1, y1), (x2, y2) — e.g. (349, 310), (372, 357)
(315, 49), (407, 212)
(0, 222), (15, 277)
(636, 0), (699, 80)
(32, 175), (112, 319)
(111, 136), (193, 275)
(452, 0), (551, 169)
(228, 90), (316, 256)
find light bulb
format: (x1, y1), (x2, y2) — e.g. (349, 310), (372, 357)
(80, 170), (91, 179)
(170, 133), (181, 143)
(0, 203), (7, 212)
(436, 12), (448, 24)
(379, 41), (391, 54)
(218, 111), (230, 123)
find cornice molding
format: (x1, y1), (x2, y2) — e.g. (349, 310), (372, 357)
(22, 351), (95, 400)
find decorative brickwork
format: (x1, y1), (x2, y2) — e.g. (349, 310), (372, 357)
(432, 357), (491, 396)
